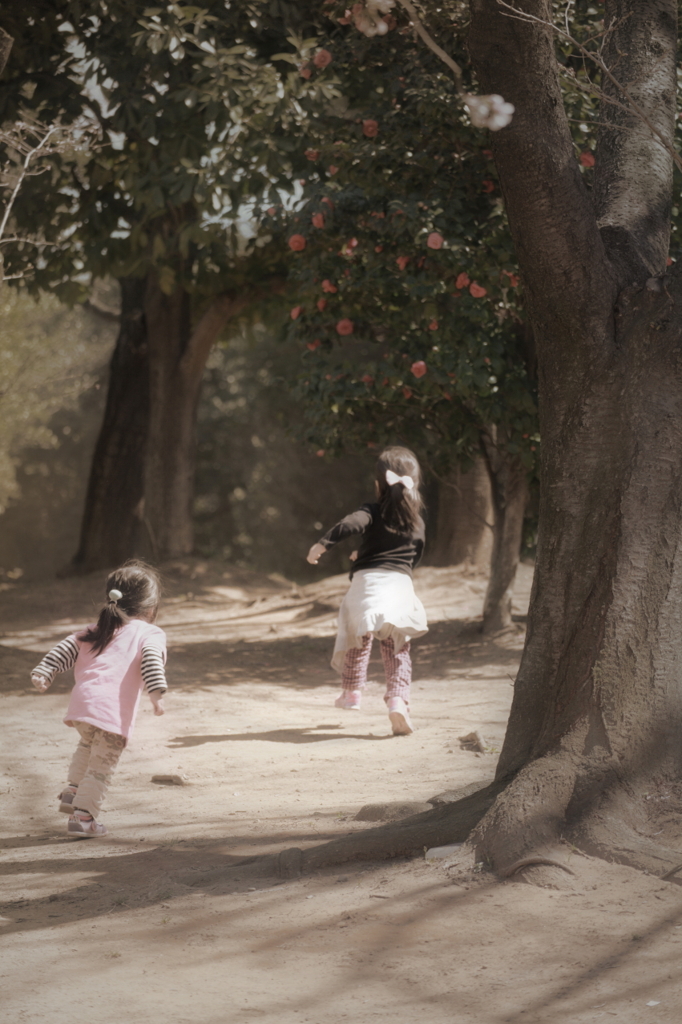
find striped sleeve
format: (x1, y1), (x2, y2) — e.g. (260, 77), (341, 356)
(31, 636), (80, 686)
(141, 644), (168, 694)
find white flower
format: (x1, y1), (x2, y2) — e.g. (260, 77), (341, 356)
(464, 94), (515, 131)
(352, 1), (395, 37)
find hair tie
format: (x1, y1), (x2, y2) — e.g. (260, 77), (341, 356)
(108, 589), (123, 602)
(385, 469), (414, 490)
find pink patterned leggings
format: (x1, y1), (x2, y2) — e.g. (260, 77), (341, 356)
(341, 635), (412, 704)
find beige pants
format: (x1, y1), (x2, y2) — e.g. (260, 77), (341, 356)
(67, 722), (125, 817)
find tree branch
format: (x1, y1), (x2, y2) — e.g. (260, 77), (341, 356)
(0, 28), (12, 77)
(395, 1), (463, 89)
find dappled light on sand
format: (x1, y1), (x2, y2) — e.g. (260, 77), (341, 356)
(2, 562), (682, 1022)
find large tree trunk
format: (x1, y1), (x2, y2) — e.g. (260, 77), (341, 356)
(70, 277), (150, 571)
(466, 0), (682, 876)
(479, 431), (528, 633)
(143, 276), (249, 559)
(428, 458), (493, 569)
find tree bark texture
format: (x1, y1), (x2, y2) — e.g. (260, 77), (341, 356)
(427, 458), (493, 568)
(70, 277), (150, 572)
(465, 0), (682, 874)
(479, 431), (528, 633)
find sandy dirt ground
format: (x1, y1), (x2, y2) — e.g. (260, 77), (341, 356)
(1, 560), (682, 1024)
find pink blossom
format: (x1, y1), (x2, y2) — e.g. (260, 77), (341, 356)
(288, 234), (306, 251)
(336, 318), (354, 336)
(313, 49), (332, 69)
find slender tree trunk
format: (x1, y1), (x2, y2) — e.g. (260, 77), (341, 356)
(479, 431), (528, 633)
(143, 275), (249, 559)
(69, 277), (149, 572)
(428, 458), (493, 569)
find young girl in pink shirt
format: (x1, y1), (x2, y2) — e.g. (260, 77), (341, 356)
(31, 560), (167, 839)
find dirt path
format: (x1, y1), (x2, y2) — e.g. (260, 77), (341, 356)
(1, 561), (681, 1023)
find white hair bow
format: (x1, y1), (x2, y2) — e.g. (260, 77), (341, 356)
(385, 469), (414, 490)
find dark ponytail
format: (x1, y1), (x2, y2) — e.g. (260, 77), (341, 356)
(79, 560), (161, 655)
(376, 446), (424, 534)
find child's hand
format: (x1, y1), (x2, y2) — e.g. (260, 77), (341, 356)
(349, 550), (358, 562)
(306, 543), (327, 565)
(31, 673), (49, 692)
(150, 693), (165, 716)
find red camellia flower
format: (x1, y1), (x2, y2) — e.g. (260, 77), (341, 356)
(316, 449), (325, 457)
(321, 279), (338, 293)
(306, 339), (321, 350)
(504, 271), (520, 287)
(336, 318), (354, 336)
(305, 149), (320, 161)
(290, 305), (303, 319)
(469, 282), (487, 298)
(328, 165), (339, 175)
(427, 231), (444, 250)
(580, 151), (595, 168)
(316, 298), (327, 312)
(288, 234), (306, 251)
(313, 48), (332, 69)
(456, 272), (470, 289)
(362, 119), (379, 138)
(396, 256), (410, 271)
(321, 196), (335, 208)
(361, 374), (374, 385)
(375, 245), (383, 253)
(411, 360), (427, 378)
(402, 387), (413, 399)
(482, 179), (495, 193)
(428, 320), (439, 331)
(667, 256), (674, 266)
(312, 213), (325, 228)
(299, 66), (312, 79)
(267, 206), (277, 215)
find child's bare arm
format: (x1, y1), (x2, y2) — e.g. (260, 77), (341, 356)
(307, 542), (327, 564)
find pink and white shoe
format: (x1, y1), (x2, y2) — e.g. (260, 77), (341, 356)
(67, 810), (108, 839)
(335, 690), (362, 710)
(387, 697), (414, 735)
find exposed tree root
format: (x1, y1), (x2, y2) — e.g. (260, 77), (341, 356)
(568, 809), (682, 878)
(501, 855), (576, 878)
(277, 780), (508, 878)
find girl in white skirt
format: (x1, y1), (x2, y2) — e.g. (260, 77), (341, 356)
(307, 446), (428, 735)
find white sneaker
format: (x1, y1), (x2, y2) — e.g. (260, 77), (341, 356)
(335, 690), (362, 710)
(387, 697), (414, 735)
(67, 810), (107, 839)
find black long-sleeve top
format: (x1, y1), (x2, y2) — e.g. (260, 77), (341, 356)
(320, 503), (425, 578)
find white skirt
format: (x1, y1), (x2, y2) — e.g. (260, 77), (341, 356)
(331, 569), (429, 674)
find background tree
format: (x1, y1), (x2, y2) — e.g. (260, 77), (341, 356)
(0, 1), (335, 568)
(274, 4), (537, 629)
